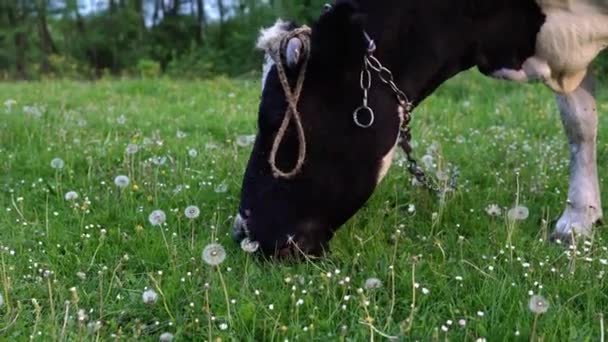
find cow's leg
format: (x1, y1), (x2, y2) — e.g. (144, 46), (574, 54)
(551, 73), (602, 242)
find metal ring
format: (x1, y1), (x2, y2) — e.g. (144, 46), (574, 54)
(353, 106), (375, 128)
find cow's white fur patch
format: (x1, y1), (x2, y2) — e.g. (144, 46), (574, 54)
(553, 74), (602, 240)
(493, 1), (608, 93)
(256, 19), (291, 89)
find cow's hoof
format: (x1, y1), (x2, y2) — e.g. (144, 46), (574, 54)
(549, 206), (602, 244)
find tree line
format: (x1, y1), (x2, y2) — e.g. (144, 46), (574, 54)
(0, 1), (606, 80)
(0, 0), (327, 79)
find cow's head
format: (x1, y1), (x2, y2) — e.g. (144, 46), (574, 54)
(234, 1), (402, 258)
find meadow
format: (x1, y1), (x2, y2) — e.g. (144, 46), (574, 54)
(1, 71), (607, 341)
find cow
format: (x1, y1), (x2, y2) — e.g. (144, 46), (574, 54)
(233, 0), (608, 258)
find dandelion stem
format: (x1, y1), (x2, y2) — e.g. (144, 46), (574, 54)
(59, 300), (70, 341)
(1, 253), (12, 314)
(47, 277), (57, 340)
(148, 274), (176, 322)
(404, 259), (418, 334)
(600, 313), (605, 342)
(216, 266), (232, 323)
(205, 286), (212, 342)
(530, 314), (539, 342)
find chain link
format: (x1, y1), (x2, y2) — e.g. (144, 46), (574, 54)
(358, 41), (457, 195)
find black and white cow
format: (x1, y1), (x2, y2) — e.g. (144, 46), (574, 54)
(234, 0), (608, 257)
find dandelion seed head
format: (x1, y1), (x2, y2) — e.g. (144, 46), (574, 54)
(202, 243), (226, 266)
(528, 295), (549, 314)
(50, 158), (65, 170)
(485, 204), (502, 217)
(188, 148), (198, 158)
(240, 238), (260, 253)
(508, 206), (529, 221)
(364, 278), (383, 290)
(148, 210), (166, 226)
(184, 205), (200, 219)
(125, 144), (139, 155)
(114, 175), (130, 189)
(159, 332), (174, 342)
(65, 191), (79, 201)
(142, 289), (158, 304)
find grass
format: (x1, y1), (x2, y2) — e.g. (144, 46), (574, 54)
(1, 71), (608, 341)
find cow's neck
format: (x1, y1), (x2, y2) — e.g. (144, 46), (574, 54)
(353, 0), (545, 107)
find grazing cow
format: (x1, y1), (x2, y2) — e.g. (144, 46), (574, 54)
(233, 0), (608, 257)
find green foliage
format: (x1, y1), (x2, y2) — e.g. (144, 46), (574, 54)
(135, 58), (161, 78)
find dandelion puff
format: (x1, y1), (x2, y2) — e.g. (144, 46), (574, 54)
(528, 295), (549, 314)
(202, 243), (226, 266)
(214, 182), (228, 193)
(508, 205), (529, 221)
(240, 238), (260, 253)
(485, 204), (502, 217)
(50, 157), (65, 170)
(114, 175), (130, 189)
(188, 148), (198, 158)
(236, 135), (256, 147)
(176, 130), (187, 139)
(125, 144), (139, 155)
(159, 332), (174, 342)
(142, 289), (158, 304)
(116, 115), (127, 125)
(364, 278), (383, 290)
(148, 210), (166, 226)
(184, 205), (200, 219)
(65, 191), (79, 201)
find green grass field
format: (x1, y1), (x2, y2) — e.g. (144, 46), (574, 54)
(1, 71), (608, 341)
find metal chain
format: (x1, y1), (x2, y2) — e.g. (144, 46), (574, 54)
(357, 40), (458, 195)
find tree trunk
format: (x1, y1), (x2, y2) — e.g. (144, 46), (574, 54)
(216, 0), (225, 47)
(196, 0), (206, 43)
(36, 0), (58, 74)
(7, 2), (27, 79)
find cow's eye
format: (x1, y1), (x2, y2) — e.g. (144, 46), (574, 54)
(323, 3), (332, 13)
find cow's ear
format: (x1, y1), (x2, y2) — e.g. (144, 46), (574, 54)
(310, 0), (367, 67)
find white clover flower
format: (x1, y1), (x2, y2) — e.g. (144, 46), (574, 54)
(219, 323), (228, 331)
(458, 319), (466, 327)
(184, 205), (200, 219)
(240, 238), (260, 253)
(125, 144), (139, 155)
(159, 332), (174, 342)
(142, 289), (158, 304)
(76, 271), (86, 280)
(236, 135), (256, 147)
(114, 175), (130, 189)
(407, 204), (416, 213)
(50, 157), (65, 170)
(364, 277), (383, 290)
(148, 210), (167, 226)
(528, 295), (549, 314)
(65, 191), (79, 201)
(188, 148), (198, 158)
(508, 206), (529, 221)
(202, 243), (227, 266)
(485, 204), (502, 217)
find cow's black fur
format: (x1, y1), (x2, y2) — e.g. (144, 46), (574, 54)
(237, 0), (546, 257)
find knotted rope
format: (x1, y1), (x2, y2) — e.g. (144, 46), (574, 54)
(268, 26), (312, 179)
